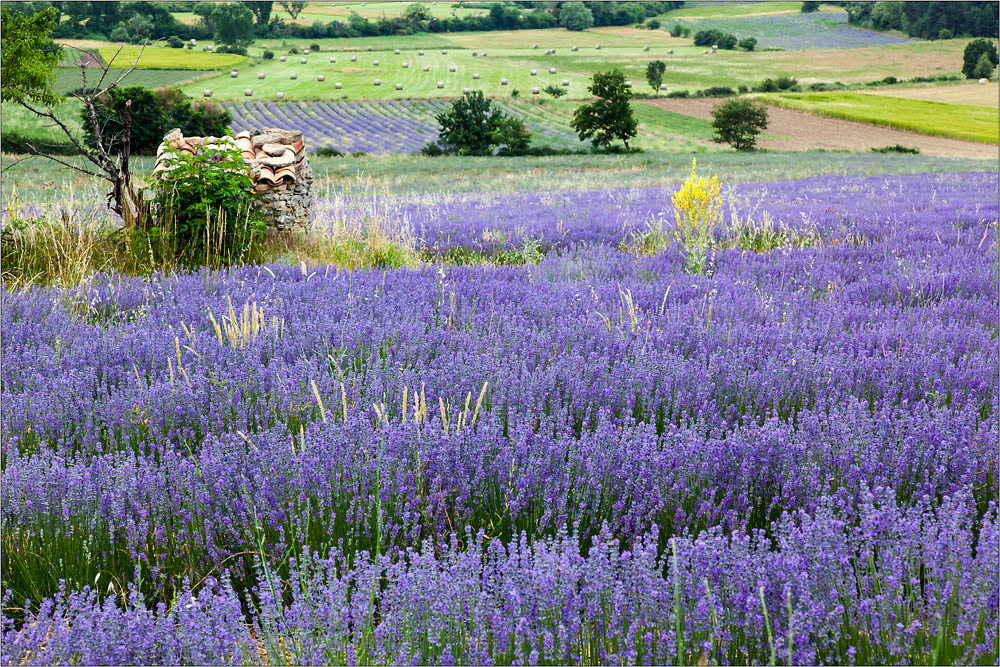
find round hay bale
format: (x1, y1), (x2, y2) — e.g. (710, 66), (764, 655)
(533, 44), (539, 49)
(279, 56), (287, 62)
(190, 39), (197, 44)
(395, 83), (403, 90)
(561, 79), (569, 86)
(711, 45), (718, 51)
(595, 45), (601, 50)
(402, 62), (409, 68)
(422, 65), (430, 71)
(624, 81), (632, 88)
(290, 73), (298, 79)
(532, 86), (540, 94)
(549, 67), (557, 74)
(367, 45), (372, 51)
(335, 82), (343, 89)
(394, 49), (400, 54)
(244, 89), (253, 96)
(258, 73), (266, 79)
(373, 78), (382, 86)
(472, 73), (480, 79)
(501, 78), (508, 85)
(481, 51), (486, 56)
(373, 59), (379, 65)
(230, 71), (238, 78)
(418, 50), (425, 55)
(643, 46), (649, 51)
(441, 49), (447, 54)
(303, 49), (311, 55)
(276, 92), (285, 99)
(572, 46), (578, 51)
(448, 65), (456, 72)
(330, 57), (337, 63)
(530, 69), (537, 75)
(318, 75), (326, 81)
(437, 81), (444, 88)
(350, 55), (357, 62)
(203, 89), (213, 97)
(463, 87), (471, 93)
(979, 77), (989, 84)
(668, 49), (674, 54)
(300, 58), (307, 64)
(702, 50), (708, 54)
(660, 83), (668, 90)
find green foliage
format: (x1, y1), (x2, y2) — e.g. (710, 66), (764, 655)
(212, 2), (255, 48)
(0, 6), (62, 107)
(148, 138), (268, 267)
(168, 35), (185, 48)
(646, 60), (667, 93)
(800, 1), (820, 12)
(710, 97), (768, 151)
(280, 1), (307, 20)
(243, 1), (274, 24)
(571, 69), (638, 150)
(262, 50), (275, 59)
(871, 144), (920, 154)
(670, 22), (690, 37)
(738, 37), (757, 51)
(671, 158), (721, 274)
(559, 2), (594, 31)
(82, 86), (232, 155)
(973, 52), (995, 79)
(646, 18), (662, 30)
(433, 90), (533, 155)
(543, 85), (567, 99)
(870, 1), (906, 31)
(964, 39), (998, 78)
(693, 29), (738, 49)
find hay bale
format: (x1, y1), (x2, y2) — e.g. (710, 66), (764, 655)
(335, 82), (343, 89)
(395, 83), (403, 90)
(402, 62), (409, 68)
(549, 67), (557, 74)
(668, 49), (674, 54)
(330, 57), (337, 63)
(373, 78), (382, 86)
(350, 55), (357, 62)
(367, 46), (373, 51)
(624, 81), (632, 88)
(303, 49), (310, 55)
(643, 46), (649, 51)
(318, 75), (326, 81)
(595, 45), (601, 49)
(300, 58), (307, 64)
(561, 79), (569, 86)
(660, 83), (668, 90)
(572, 46), (578, 51)
(472, 73), (480, 79)
(258, 73), (266, 79)
(711, 45), (718, 51)
(530, 69), (537, 75)
(531, 87), (540, 94)
(422, 65), (430, 71)
(230, 71), (238, 78)
(441, 49), (447, 54)
(373, 59), (379, 65)
(979, 77), (989, 84)
(418, 50), (425, 55)
(280, 56), (287, 62)
(203, 89), (213, 97)
(290, 73), (298, 79)
(394, 49), (400, 54)
(533, 44), (539, 49)
(448, 65), (456, 72)
(244, 89), (253, 96)
(437, 81), (444, 88)
(276, 92), (285, 99)
(463, 87), (470, 93)
(501, 78), (508, 85)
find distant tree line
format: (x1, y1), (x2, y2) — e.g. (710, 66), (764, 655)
(13, 1), (684, 44)
(843, 1), (998, 39)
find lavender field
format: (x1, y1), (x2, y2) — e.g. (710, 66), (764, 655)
(2, 170), (998, 665)
(225, 99), (584, 155)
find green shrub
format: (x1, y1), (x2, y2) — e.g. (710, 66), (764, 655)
(666, 90), (690, 98)
(738, 37), (757, 51)
(262, 49), (274, 59)
(699, 86), (735, 97)
(288, 46), (299, 54)
(871, 144), (920, 154)
(936, 28), (953, 40)
(435, 90), (533, 155)
(167, 35), (184, 48)
(670, 23), (689, 37)
(309, 43), (321, 51)
(146, 138), (268, 267)
(543, 84), (566, 99)
(973, 52), (995, 79)
(315, 146), (343, 157)
(962, 38), (998, 79)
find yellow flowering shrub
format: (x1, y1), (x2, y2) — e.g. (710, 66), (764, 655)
(672, 158), (722, 274)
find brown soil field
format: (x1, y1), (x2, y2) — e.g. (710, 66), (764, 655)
(865, 81), (998, 108)
(644, 97), (999, 159)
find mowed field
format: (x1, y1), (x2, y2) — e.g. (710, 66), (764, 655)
(865, 80), (999, 107)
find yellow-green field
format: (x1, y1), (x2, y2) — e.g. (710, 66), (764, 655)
(865, 80), (999, 108)
(656, 2), (843, 18)
(766, 91), (999, 143)
(99, 45), (248, 70)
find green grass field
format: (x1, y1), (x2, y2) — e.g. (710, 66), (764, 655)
(766, 91), (1000, 143)
(99, 45), (248, 70)
(175, 38), (971, 101)
(1, 100), (83, 145)
(53, 67), (204, 95)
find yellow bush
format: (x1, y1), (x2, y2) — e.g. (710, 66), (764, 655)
(672, 158), (722, 246)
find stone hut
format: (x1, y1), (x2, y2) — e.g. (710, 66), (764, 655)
(152, 127), (313, 230)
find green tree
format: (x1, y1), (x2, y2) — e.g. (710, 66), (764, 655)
(800, 1), (821, 12)
(973, 52), (995, 79)
(963, 38), (998, 79)
(570, 69), (638, 150)
(0, 6), (62, 106)
(242, 1), (273, 24)
(646, 60), (666, 93)
(193, 1), (216, 30)
(279, 1), (306, 20)
(433, 90), (532, 155)
(404, 2), (431, 25)
(738, 37), (757, 51)
(870, 1), (905, 31)
(559, 2), (593, 31)
(212, 3), (255, 48)
(710, 97), (768, 151)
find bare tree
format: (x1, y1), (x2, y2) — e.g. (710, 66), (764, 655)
(12, 44), (147, 227)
